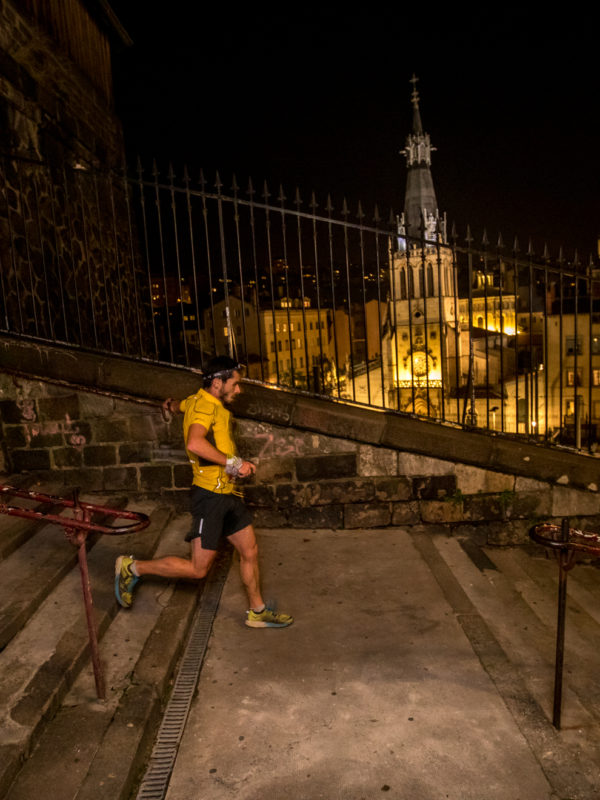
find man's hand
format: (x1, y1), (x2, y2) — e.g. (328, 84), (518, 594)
(237, 460), (256, 478)
(161, 397), (180, 421)
(225, 456), (256, 478)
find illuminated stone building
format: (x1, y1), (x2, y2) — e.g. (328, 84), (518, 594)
(203, 294), (334, 387)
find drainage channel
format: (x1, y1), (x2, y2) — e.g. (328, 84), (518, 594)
(136, 547), (232, 800)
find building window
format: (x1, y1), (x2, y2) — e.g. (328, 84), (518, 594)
(566, 336), (583, 356)
(592, 336), (600, 354)
(427, 263), (434, 297)
(400, 269), (407, 300)
(566, 369), (582, 386)
(593, 369), (600, 386)
(566, 397), (583, 416)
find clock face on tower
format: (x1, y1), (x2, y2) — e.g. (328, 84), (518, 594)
(412, 352), (427, 376)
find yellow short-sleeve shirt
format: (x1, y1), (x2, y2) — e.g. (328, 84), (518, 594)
(180, 389), (237, 494)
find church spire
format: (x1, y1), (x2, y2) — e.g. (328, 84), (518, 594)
(400, 75), (442, 243)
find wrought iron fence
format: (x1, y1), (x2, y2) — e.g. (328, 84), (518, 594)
(1, 154), (599, 452)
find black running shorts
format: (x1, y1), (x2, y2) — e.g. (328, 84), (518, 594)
(186, 485), (253, 549)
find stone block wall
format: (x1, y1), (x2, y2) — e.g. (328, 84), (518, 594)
(0, 2), (146, 353)
(2, 370), (600, 544)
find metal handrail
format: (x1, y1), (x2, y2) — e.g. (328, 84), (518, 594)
(529, 520), (600, 729)
(0, 484), (150, 699)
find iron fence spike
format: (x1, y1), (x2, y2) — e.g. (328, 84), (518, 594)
(513, 236), (520, 254)
(373, 204), (381, 224)
(543, 242), (550, 260)
(497, 232), (504, 249)
(326, 194), (333, 213)
(310, 191), (318, 210)
(357, 200), (364, 219)
(574, 248), (580, 266)
(527, 237), (534, 257)
(151, 159), (159, 177)
(558, 246), (565, 264)
(482, 228), (489, 247)
(294, 187), (302, 206)
(198, 169), (206, 189)
(262, 180), (270, 201)
(214, 171), (222, 191)
(182, 164), (190, 183)
(278, 184), (286, 205)
(231, 174), (239, 194)
(342, 197), (349, 216)
(247, 176), (255, 196)
(465, 224), (473, 244)
(451, 221), (458, 241)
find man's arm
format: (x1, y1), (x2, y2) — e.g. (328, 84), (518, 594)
(186, 423), (256, 477)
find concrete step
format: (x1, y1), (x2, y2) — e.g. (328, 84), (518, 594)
(429, 534), (600, 795)
(0, 494), (179, 796)
(3, 513), (213, 800)
(0, 479), (66, 561)
(0, 490), (131, 651)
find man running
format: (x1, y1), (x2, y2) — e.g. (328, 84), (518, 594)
(115, 355), (293, 628)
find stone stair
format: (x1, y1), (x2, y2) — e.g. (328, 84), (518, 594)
(0, 475), (210, 800)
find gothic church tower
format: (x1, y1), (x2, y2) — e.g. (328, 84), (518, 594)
(383, 76), (460, 415)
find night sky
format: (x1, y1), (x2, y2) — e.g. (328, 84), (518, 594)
(108, 5), (599, 259)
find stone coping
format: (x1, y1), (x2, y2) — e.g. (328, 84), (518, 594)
(1, 334), (598, 490)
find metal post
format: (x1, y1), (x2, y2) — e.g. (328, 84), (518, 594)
(552, 517), (569, 729)
(76, 534), (106, 700)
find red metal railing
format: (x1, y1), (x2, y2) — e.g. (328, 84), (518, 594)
(0, 484), (150, 699)
(530, 520), (600, 729)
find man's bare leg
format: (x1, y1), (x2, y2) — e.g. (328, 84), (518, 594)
(134, 539), (217, 580)
(228, 524), (264, 610)
(229, 525), (293, 628)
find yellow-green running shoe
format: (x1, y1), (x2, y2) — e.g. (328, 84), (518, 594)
(245, 606), (293, 628)
(115, 555), (139, 608)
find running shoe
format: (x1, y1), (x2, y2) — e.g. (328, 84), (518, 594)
(245, 606), (293, 628)
(115, 555), (139, 608)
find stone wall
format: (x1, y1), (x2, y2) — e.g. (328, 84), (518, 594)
(0, 1), (146, 352)
(2, 363), (600, 544)
(1, 0), (124, 168)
